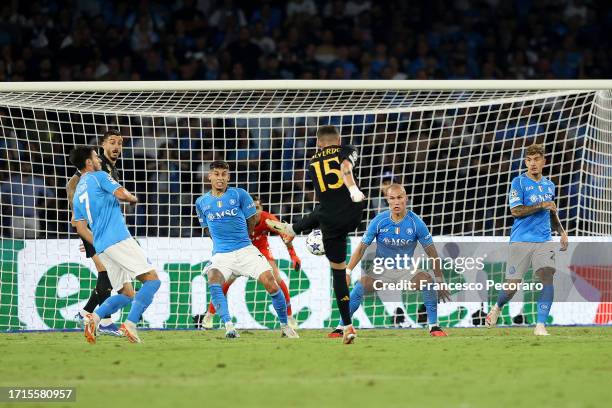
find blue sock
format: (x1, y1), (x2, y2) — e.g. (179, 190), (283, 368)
(537, 284), (554, 324)
(340, 281), (364, 326)
(127, 280), (161, 324)
(209, 283), (231, 324)
(95, 294), (131, 319)
(423, 288), (438, 326)
(496, 290), (510, 308)
(271, 290), (288, 325)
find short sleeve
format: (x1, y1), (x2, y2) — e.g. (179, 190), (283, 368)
(508, 177), (524, 209)
(238, 188), (257, 219)
(195, 197), (208, 228)
(73, 198), (86, 222)
(339, 144), (359, 167)
(362, 214), (383, 246)
(93, 171), (121, 195)
(413, 214), (433, 247)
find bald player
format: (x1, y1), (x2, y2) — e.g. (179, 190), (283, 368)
(335, 184), (451, 336)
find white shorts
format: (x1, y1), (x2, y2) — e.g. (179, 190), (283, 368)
(506, 242), (556, 279)
(204, 245), (271, 281)
(98, 238), (155, 290)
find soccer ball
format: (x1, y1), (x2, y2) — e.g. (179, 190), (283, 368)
(306, 229), (325, 256)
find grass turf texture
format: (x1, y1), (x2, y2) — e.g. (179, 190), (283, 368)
(1, 327), (611, 408)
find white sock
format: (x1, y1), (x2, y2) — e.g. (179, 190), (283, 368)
(100, 317), (113, 326)
(79, 309), (88, 318)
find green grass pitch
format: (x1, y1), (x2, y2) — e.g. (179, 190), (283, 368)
(1, 327), (611, 408)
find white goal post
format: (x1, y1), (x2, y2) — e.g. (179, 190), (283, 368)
(1, 80), (611, 331)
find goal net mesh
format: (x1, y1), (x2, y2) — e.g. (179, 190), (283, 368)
(1, 87), (611, 331)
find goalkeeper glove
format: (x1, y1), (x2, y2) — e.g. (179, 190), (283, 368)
(348, 185), (365, 202)
(288, 248), (301, 271)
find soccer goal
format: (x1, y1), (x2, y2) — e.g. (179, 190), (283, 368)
(1, 80), (611, 331)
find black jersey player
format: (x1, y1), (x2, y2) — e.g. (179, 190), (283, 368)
(267, 125), (365, 344)
(66, 129), (125, 336)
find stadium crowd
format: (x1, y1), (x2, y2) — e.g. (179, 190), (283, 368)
(0, 0), (607, 239)
(0, 0), (610, 82)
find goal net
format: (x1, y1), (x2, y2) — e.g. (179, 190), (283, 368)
(1, 81), (611, 331)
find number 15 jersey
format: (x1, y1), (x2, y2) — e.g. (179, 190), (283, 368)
(308, 144), (362, 219)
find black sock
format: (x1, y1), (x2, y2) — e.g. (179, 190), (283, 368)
(332, 268), (351, 326)
(83, 290), (98, 313)
(95, 271), (113, 319)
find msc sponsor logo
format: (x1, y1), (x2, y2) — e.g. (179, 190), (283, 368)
(207, 208), (239, 221)
(382, 237), (414, 246)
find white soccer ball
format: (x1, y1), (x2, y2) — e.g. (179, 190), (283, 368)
(306, 229), (325, 256)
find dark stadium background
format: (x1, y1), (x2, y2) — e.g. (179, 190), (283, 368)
(1, 0), (610, 239)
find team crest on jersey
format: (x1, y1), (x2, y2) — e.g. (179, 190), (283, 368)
(548, 187), (552, 193)
(229, 199), (236, 205)
(406, 228), (414, 235)
(529, 195), (538, 202)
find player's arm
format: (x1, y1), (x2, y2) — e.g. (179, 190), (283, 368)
(66, 174), (80, 208)
(508, 177), (556, 218)
(114, 187), (138, 205)
(339, 145), (365, 202)
(511, 201), (556, 218)
(550, 206), (568, 251)
(238, 189), (258, 235)
(347, 242), (368, 271)
(347, 215), (381, 273)
(66, 174), (80, 226)
(415, 215), (450, 302)
(422, 243), (451, 302)
(74, 220), (94, 245)
(246, 214), (256, 236)
(195, 198), (210, 236)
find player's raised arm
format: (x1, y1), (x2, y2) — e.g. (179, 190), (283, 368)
(339, 145), (365, 202)
(113, 187), (138, 205)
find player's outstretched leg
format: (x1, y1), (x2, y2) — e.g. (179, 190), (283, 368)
(265, 208), (320, 238)
(265, 219), (296, 237)
(258, 270), (298, 338)
(120, 271), (161, 343)
(486, 279), (520, 328)
(207, 269), (238, 338)
(534, 267), (555, 336)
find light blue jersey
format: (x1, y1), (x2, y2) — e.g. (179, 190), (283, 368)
(362, 210), (433, 259)
(72, 171), (131, 253)
(508, 173), (555, 243)
(195, 187), (256, 254)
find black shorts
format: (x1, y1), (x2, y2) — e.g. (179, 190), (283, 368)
(295, 203), (364, 264)
(80, 236), (96, 258)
